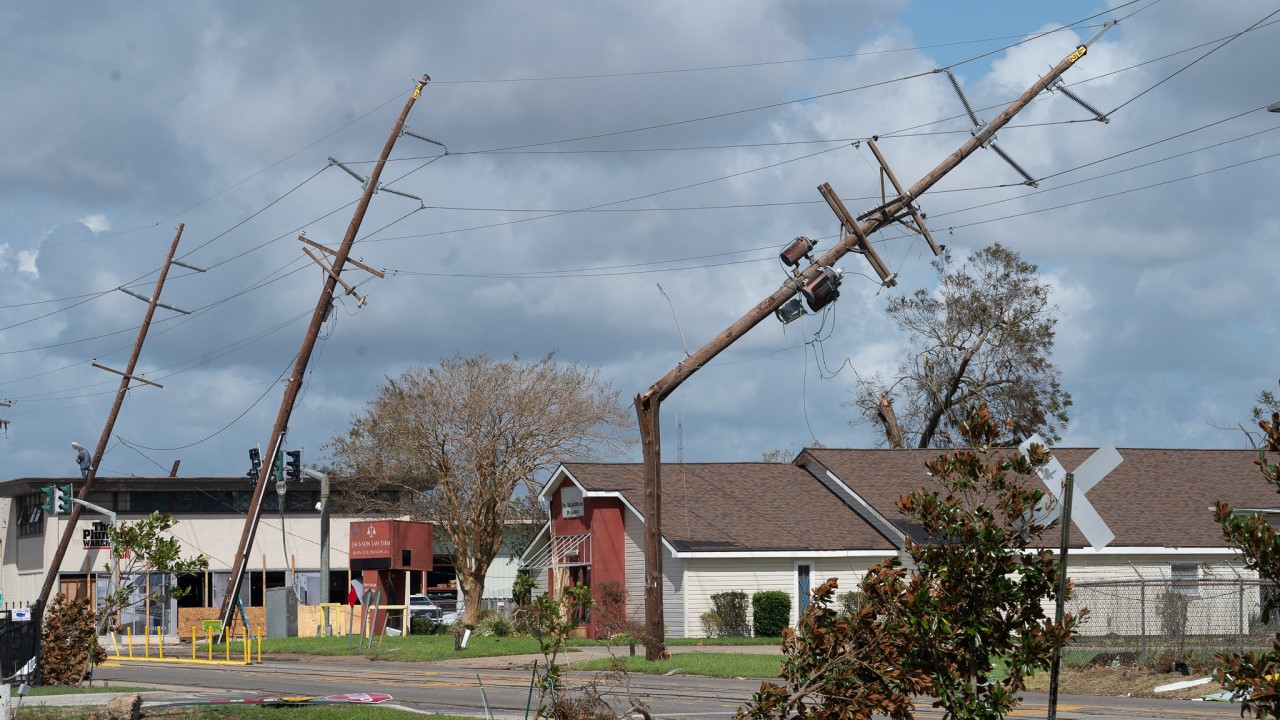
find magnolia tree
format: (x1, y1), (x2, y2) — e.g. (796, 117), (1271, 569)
(1214, 396), (1280, 716)
(741, 405), (1083, 720)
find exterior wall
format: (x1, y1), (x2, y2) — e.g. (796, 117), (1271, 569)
(0, 504), (520, 612)
(1063, 554), (1257, 637)
(622, 511), (684, 638)
(549, 484), (627, 637)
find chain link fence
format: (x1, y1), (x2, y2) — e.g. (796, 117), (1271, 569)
(1067, 575), (1279, 666)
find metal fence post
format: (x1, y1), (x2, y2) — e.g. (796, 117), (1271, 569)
(1139, 578), (1146, 667)
(1239, 582), (1246, 657)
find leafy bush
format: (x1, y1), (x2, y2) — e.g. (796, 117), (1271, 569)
(752, 590), (791, 637)
(410, 617), (449, 635)
(700, 611), (722, 638)
(711, 591), (749, 637)
(513, 570), (536, 607)
(837, 590), (863, 618)
(40, 594), (105, 686)
(476, 614), (513, 637)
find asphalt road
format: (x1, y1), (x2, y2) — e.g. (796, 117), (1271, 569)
(93, 656), (1245, 720)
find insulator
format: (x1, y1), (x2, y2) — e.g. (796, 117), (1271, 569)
(779, 236), (817, 267)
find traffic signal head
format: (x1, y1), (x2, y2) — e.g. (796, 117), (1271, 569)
(39, 487), (56, 515)
(56, 484), (73, 514)
(285, 450), (302, 482)
(247, 447), (262, 485)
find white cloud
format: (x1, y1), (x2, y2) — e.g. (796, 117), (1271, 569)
(79, 214), (110, 234)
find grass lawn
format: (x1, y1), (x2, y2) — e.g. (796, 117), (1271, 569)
(575, 651), (782, 679)
(228, 633), (566, 662)
(667, 636), (782, 647)
(19, 705), (475, 719)
(27, 685), (158, 696)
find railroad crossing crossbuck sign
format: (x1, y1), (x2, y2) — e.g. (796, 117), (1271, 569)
(1019, 435), (1123, 551)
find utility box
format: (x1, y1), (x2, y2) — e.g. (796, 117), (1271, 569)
(265, 587), (298, 638)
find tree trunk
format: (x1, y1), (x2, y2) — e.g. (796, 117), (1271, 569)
(460, 570), (486, 625)
(877, 395), (905, 450)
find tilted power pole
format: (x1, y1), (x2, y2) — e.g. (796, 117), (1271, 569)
(216, 73), (430, 640)
(634, 26), (1113, 660)
(38, 224), (188, 609)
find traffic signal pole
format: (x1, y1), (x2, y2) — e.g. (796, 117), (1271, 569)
(215, 73), (430, 641)
(37, 224), (187, 610)
(634, 26), (1113, 660)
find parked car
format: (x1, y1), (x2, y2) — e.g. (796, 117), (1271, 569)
(408, 593), (442, 620)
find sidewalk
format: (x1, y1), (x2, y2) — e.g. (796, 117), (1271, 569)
(442, 642), (782, 670)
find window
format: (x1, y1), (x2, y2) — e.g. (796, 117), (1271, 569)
(1171, 562), (1202, 597)
(17, 494), (44, 537)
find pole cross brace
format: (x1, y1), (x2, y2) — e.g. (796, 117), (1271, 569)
(301, 247), (368, 307)
(865, 139), (942, 256)
(817, 182), (897, 287)
(92, 362), (163, 389)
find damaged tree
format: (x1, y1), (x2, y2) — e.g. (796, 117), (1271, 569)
(850, 244), (1071, 449)
(326, 353), (632, 624)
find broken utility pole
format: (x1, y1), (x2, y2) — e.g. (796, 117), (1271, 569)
(37, 223), (188, 610)
(634, 25), (1113, 660)
(215, 73), (430, 641)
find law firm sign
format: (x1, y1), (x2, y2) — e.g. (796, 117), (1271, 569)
(561, 485), (584, 519)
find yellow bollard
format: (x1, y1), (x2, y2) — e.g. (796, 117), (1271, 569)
(206, 626), (213, 661)
(144, 625), (150, 658)
(111, 631), (121, 659)
(157, 626), (164, 659)
(225, 630), (231, 663)
(257, 626), (263, 664)
(127, 627), (133, 659)
(192, 627), (197, 661)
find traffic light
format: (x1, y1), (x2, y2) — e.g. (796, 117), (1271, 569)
(271, 448), (285, 482)
(39, 486), (56, 515)
(285, 450), (302, 482)
(56, 484), (73, 514)
(247, 447), (262, 486)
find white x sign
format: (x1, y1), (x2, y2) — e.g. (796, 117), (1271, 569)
(1019, 434), (1123, 551)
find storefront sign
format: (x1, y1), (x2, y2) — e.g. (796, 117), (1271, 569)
(561, 485), (584, 519)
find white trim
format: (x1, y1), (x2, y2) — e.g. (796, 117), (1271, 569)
(795, 456), (906, 547)
(518, 521), (552, 565)
(1044, 546), (1239, 556)
(674, 549), (893, 559)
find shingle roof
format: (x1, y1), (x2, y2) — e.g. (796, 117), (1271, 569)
(800, 447), (1280, 550)
(560, 461), (897, 553)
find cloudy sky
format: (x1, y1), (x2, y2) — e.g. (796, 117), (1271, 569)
(1, 1), (1277, 481)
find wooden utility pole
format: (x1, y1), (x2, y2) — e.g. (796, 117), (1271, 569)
(37, 224), (187, 609)
(634, 26), (1113, 660)
(215, 73), (430, 640)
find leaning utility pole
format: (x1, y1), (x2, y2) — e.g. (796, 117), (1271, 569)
(37, 224), (188, 609)
(215, 73), (430, 640)
(634, 26), (1113, 660)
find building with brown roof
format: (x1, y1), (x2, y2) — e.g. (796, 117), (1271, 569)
(523, 448), (1279, 639)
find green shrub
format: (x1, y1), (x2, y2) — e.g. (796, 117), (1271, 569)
(711, 591), (749, 637)
(752, 590), (791, 637)
(700, 611), (722, 638)
(476, 614), (513, 637)
(410, 617), (449, 635)
(837, 590), (863, 618)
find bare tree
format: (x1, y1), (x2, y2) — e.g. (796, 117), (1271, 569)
(325, 353), (633, 623)
(849, 244), (1071, 449)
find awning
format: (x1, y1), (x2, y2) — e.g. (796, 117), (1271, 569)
(521, 533), (592, 570)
